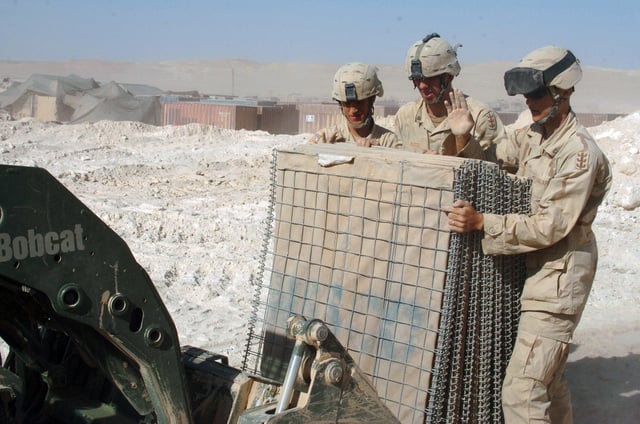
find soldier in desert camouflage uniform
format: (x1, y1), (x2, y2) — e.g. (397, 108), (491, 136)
(446, 46), (612, 423)
(308, 62), (399, 148)
(395, 33), (504, 160)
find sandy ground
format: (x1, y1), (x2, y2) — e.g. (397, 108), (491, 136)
(0, 113), (639, 422)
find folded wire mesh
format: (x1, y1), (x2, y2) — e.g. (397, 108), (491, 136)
(243, 144), (530, 423)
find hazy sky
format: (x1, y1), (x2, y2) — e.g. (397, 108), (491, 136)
(2, 0), (639, 69)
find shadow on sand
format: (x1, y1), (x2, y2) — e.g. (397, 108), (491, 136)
(566, 352), (640, 423)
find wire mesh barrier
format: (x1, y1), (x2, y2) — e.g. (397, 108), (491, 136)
(242, 143), (530, 423)
(426, 160), (531, 423)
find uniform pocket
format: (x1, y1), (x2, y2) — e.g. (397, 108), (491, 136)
(507, 330), (569, 385)
(565, 248), (597, 312)
(522, 257), (567, 304)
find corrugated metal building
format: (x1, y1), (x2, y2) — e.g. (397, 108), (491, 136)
(259, 104), (299, 135)
(160, 99), (628, 134)
(161, 102), (258, 130)
(577, 113), (626, 127)
(296, 103), (341, 134)
(498, 111), (627, 128)
(296, 103), (393, 134)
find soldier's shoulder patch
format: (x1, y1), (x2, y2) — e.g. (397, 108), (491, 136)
(576, 151), (590, 170)
(487, 112), (497, 131)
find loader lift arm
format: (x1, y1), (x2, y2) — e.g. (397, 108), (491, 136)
(0, 164), (193, 423)
(0, 164), (403, 423)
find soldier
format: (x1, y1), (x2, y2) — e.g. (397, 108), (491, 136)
(308, 62), (400, 148)
(445, 46), (612, 423)
(395, 33), (504, 160)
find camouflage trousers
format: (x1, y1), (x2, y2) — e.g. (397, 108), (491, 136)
(502, 311), (581, 423)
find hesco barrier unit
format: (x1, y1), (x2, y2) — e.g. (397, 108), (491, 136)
(243, 143), (531, 423)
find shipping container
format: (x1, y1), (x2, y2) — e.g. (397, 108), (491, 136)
(296, 103), (341, 134)
(258, 104), (299, 135)
(297, 103), (391, 135)
(161, 102), (258, 130)
(498, 112), (627, 128)
(576, 113), (616, 128)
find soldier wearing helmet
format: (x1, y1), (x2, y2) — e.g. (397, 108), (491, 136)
(394, 33), (504, 159)
(308, 62), (400, 148)
(446, 46), (612, 423)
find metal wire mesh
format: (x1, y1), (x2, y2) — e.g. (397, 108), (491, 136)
(426, 160), (531, 423)
(242, 144), (531, 424)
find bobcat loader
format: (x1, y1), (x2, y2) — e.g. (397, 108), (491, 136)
(0, 163), (400, 423)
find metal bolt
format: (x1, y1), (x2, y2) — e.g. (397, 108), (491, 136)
(324, 360), (344, 384)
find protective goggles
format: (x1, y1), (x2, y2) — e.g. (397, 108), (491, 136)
(343, 83), (358, 101)
(409, 60), (424, 80)
(408, 33), (441, 80)
(504, 50), (576, 96)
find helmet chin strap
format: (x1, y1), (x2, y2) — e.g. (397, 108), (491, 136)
(344, 105), (375, 130)
(537, 87), (560, 125)
(348, 115), (372, 129)
(426, 75), (450, 105)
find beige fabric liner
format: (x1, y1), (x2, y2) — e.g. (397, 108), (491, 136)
(259, 143), (467, 423)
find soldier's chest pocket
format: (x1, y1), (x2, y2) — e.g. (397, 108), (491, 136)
(521, 150), (556, 204)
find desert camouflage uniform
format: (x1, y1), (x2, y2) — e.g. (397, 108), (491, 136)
(481, 112), (611, 423)
(394, 96), (504, 161)
(308, 118), (401, 148)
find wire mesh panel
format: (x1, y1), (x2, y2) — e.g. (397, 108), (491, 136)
(242, 143), (530, 423)
(426, 160), (530, 423)
(243, 143), (464, 422)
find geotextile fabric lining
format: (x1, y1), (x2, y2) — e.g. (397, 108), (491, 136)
(243, 143), (528, 423)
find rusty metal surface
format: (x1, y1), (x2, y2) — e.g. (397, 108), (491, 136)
(161, 102), (257, 130)
(259, 104), (299, 135)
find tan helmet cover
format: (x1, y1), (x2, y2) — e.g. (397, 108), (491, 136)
(519, 46), (582, 89)
(406, 34), (461, 79)
(331, 62), (384, 102)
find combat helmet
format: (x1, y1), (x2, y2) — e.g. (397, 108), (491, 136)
(504, 46), (582, 97)
(332, 62), (384, 102)
(406, 33), (461, 80)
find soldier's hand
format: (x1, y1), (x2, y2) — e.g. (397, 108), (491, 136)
(444, 199), (484, 233)
(444, 89), (474, 137)
(355, 137), (373, 147)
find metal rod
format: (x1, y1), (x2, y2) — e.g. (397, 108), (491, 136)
(275, 339), (305, 414)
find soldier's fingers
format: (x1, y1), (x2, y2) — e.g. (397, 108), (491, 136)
(455, 89), (468, 110)
(449, 90), (459, 109)
(448, 90), (459, 109)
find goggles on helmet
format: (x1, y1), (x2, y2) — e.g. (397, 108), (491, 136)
(408, 33), (441, 80)
(343, 83), (358, 101)
(523, 86), (549, 100)
(409, 60), (424, 80)
(504, 50), (577, 96)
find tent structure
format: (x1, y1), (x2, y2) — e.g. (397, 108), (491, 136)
(0, 74), (164, 125)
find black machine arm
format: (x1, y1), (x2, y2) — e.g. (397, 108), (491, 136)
(0, 164), (405, 424)
(0, 164), (193, 423)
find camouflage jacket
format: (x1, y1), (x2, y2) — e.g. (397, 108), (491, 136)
(394, 95), (504, 161)
(482, 112), (612, 315)
(308, 118), (400, 148)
